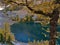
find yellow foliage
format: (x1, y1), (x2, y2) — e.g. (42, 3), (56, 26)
(38, 15), (50, 25)
(0, 22), (15, 41)
(0, 28), (4, 35)
(28, 1), (60, 14)
(42, 32), (47, 37)
(46, 28), (50, 33)
(28, 40), (49, 45)
(36, 14), (51, 26)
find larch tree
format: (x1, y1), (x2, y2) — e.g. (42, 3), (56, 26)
(25, 0), (60, 45)
(1, 0), (60, 45)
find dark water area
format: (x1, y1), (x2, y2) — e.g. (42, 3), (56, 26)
(11, 22), (60, 44)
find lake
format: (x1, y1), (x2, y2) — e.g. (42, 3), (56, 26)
(11, 22), (60, 44)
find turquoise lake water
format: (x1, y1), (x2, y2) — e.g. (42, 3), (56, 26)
(11, 22), (60, 44)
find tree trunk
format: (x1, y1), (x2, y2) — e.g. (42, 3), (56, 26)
(49, 8), (59, 45)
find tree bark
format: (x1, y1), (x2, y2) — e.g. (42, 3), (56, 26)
(49, 8), (59, 45)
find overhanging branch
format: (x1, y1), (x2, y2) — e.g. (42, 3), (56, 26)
(8, 0), (59, 18)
